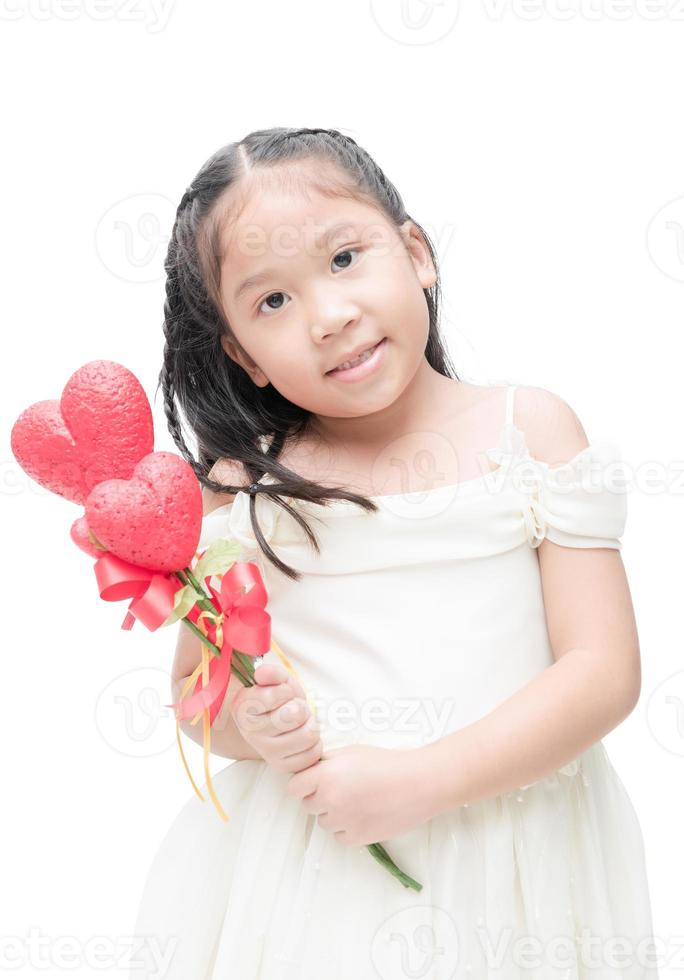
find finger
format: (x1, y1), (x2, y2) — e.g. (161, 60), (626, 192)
(266, 696), (309, 735)
(287, 764), (319, 799)
(276, 739), (323, 774)
(275, 713), (321, 751)
(257, 697), (313, 740)
(253, 663), (289, 686)
(234, 672), (295, 715)
(234, 690), (307, 740)
(255, 663), (307, 701)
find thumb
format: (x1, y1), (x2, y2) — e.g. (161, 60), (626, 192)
(253, 662), (289, 687)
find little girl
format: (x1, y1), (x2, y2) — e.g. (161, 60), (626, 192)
(131, 127), (658, 979)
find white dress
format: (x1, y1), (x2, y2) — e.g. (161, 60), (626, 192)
(130, 385), (658, 980)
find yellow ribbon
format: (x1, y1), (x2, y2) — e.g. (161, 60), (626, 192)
(172, 608), (229, 821)
(174, 607), (319, 823)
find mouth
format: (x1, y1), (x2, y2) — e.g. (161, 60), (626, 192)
(325, 339), (384, 375)
(325, 337), (388, 382)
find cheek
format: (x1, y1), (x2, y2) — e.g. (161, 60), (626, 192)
(263, 344), (310, 381)
(372, 257), (429, 324)
(265, 348), (326, 400)
(379, 285), (431, 354)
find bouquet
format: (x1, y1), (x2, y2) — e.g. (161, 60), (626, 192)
(11, 359), (422, 892)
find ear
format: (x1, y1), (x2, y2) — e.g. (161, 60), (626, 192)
(220, 333), (270, 387)
(399, 219), (437, 290)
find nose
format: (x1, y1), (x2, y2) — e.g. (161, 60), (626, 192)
(306, 283), (362, 342)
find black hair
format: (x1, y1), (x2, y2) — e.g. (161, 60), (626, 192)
(157, 125), (460, 580)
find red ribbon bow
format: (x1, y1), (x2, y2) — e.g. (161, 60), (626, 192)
(93, 553), (179, 631)
(169, 561), (271, 726)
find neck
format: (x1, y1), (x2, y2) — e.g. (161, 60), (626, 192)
(309, 356), (456, 453)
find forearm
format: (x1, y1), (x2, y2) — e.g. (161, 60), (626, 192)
(171, 672), (264, 762)
(417, 646), (640, 819)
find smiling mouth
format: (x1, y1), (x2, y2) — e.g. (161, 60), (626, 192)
(326, 340), (383, 374)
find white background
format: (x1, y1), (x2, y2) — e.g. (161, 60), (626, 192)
(1, 1), (682, 977)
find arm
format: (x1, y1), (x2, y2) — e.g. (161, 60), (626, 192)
(171, 459), (264, 762)
(420, 637), (640, 818)
(415, 388), (642, 818)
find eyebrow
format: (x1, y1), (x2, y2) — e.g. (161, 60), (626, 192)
(232, 220), (358, 303)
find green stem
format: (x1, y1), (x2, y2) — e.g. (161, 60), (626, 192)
(176, 569), (260, 687)
(366, 843), (423, 891)
(176, 568), (215, 613)
(180, 615), (221, 657)
(185, 567), (213, 603)
(176, 568), (218, 618)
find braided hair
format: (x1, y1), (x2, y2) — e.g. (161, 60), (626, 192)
(157, 125), (459, 580)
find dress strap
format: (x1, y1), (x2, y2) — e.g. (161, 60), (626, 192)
(485, 385), (530, 472)
(505, 384), (518, 428)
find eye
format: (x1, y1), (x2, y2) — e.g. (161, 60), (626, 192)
(256, 247), (362, 316)
(331, 247), (360, 272)
(257, 291), (289, 316)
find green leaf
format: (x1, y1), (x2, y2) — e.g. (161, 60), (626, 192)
(193, 538), (241, 583)
(161, 583), (203, 626)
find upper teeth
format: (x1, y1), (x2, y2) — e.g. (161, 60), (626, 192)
(335, 342), (378, 371)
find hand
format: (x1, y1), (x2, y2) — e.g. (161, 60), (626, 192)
(229, 663), (323, 774)
(285, 743), (431, 847)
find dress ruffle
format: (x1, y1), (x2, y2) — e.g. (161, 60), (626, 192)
(198, 425), (629, 574)
(486, 423), (628, 550)
(130, 742), (657, 979)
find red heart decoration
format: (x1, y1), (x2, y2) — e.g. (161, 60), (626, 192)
(10, 360), (154, 504)
(70, 516), (108, 559)
(85, 452), (203, 573)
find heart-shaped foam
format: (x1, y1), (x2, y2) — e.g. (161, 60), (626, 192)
(70, 516), (109, 559)
(11, 360), (154, 504)
(85, 452), (203, 573)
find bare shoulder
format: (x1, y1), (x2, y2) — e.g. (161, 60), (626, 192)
(440, 378), (506, 414)
(203, 457), (249, 515)
(513, 384), (590, 465)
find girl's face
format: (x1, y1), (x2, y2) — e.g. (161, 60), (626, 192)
(216, 170), (437, 439)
